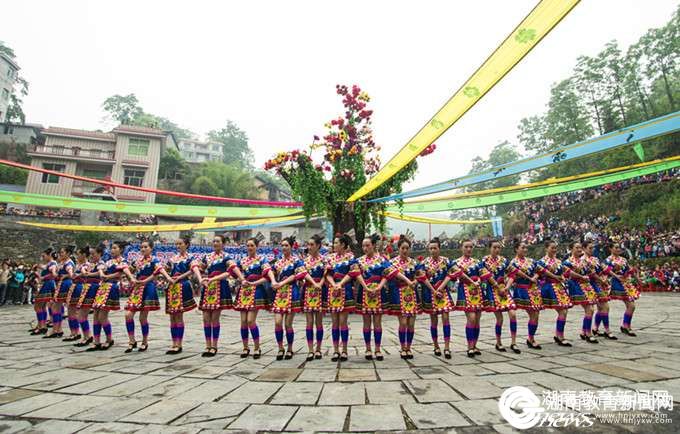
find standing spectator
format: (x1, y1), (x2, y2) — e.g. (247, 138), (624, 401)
(7, 265), (20, 305)
(0, 262), (9, 305)
(14, 265), (26, 304)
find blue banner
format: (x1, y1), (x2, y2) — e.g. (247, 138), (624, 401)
(371, 111), (680, 202)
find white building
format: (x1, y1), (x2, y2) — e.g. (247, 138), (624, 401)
(0, 53), (20, 122)
(178, 139), (223, 163)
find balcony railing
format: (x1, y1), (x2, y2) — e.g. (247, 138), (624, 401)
(30, 145), (115, 160)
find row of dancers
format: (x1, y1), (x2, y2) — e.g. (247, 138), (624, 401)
(28, 233), (640, 360)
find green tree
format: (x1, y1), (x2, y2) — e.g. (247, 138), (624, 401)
(0, 41), (29, 124)
(207, 121), (254, 169)
(639, 9), (678, 111)
(0, 165), (27, 184)
(158, 148), (189, 180)
(467, 140), (522, 191)
(102, 94), (144, 125)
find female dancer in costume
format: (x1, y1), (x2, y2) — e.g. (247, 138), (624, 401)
(30, 248), (58, 335)
(564, 241), (599, 344)
(352, 234), (409, 361)
(192, 234), (243, 357)
(53, 246), (77, 341)
(605, 243), (640, 336)
(326, 234), (356, 362)
(87, 241), (134, 351)
(75, 246), (104, 347)
(271, 236), (305, 360)
(416, 237), (456, 358)
(65, 246), (91, 344)
(165, 236), (198, 355)
(508, 241), (543, 349)
(124, 240), (172, 353)
(481, 240), (520, 353)
(453, 239), (495, 358)
(537, 240), (573, 347)
(388, 236), (420, 359)
(301, 235), (327, 361)
(234, 237), (273, 359)
(584, 241), (617, 340)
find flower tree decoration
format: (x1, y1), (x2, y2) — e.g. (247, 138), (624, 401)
(265, 84), (435, 244)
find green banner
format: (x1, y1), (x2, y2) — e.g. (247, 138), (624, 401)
(0, 191), (302, 218)
(390, 158), (680, 213)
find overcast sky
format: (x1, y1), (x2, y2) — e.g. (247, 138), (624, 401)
(3, 0), (677, 237)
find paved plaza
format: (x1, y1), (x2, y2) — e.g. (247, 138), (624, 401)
(0, 293), (679, 433)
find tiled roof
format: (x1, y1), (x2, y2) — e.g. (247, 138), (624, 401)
(42, 127), (115, 141)
(112, 124), (166, 136)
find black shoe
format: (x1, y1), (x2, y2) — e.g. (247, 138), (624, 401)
(603, 332), (618, 340)
(253, 349), (262, 359)
(240, 348), (250, 358)
(585, 335), (599, 344)
(473, 347), (482, 356)
(284, 351), (293, 360)
(579, 334), (587, 341)
(433, 347), (442, 357)
(276, 350), (285, 361)
(627, 330), (637, 337)
(620, 326), (630, 335)
(510, 344), (521, 354)
(138, 343), (148, 352)
(375, 352), (384, 361)
(467, 349), (476, 358)
(592, 329), (602, 336)
(204, 347), (217, 357)
(74, 337), (93, 347)
(201, 348), (211, 357)
(444, 349), (452, 359)
(30, 328), (47, 336)
(331, 352), (340, 362)
(125, 342), (138, 353)
(314, 351), (322, 360)
(306, 352), (314, 361)
(400, 351), (407, 359)
(526, 339), (542, 350)
(166, 347), (182, 355)
(62, 334), (80, 342)
(495, 344), (507, 352)
(406, 351), (414, 360)
(43, 331), (63, 339)
(365, 350), (373, 360)
(85, 343), (102, 352)
(553, 336), (572, 347)
(340, 352), (348, 362)
(101, 340), (114, 350)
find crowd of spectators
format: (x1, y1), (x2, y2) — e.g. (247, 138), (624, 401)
(100, 213), (158, 226)
(0, 204), (80, 219)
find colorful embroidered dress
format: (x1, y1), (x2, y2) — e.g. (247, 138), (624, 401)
(302, 255), (327, 312)
(35, 260), (58, 303)
(480, 255), (516, 312)
(509, 257), (542, 310)
(417, 256), (456, 314)
(77, 259), (103, 309)
(92, 257), (128, 311)
(605, 255), (640, 302)
(126, 255), (162, 312)
(584, 255), (609, 302)
(563, 255), (598, 306)
(53, 259), (75, 303)
(270, 255), (305, 313)
(536, 256), (573, 309)
(194, 252), (236, 311)
(166, 253), (197, 314)
(387, 256), (420, 316)
(326, 252), (357, 313)
(453, 256), (492, 312)
(234, 255), (271, 311)
(351, 255), (397, 315)
(66, 261), (90, 307)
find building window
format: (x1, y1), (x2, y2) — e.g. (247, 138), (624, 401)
(1, 88), (9, 101)
(123, 168), (145, 187)
(128, 138), (150, 156)
(41, 163), (65, 183)
(82, 169), (108, 179)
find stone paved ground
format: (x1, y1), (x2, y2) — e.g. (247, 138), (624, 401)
(0, 294), (679, 433)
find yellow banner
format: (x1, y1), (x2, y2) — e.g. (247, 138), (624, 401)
(383, 211), (491, 225)
(403, 156), (678, 204)
(347, 0), (580, 202)
(18, 215), (306, 233)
